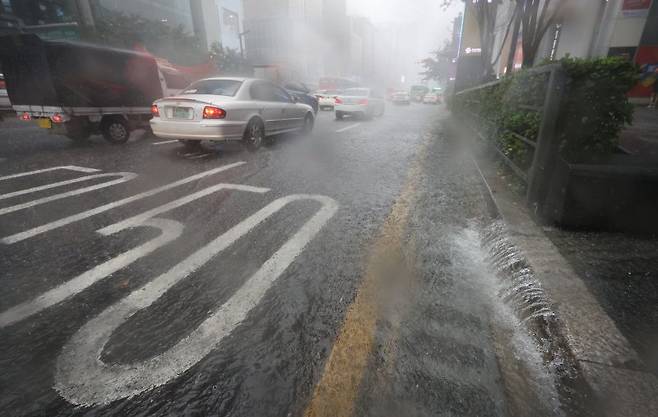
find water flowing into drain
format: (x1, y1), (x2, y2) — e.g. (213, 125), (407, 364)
(450, 222), (567, 417)
(481, 222), (556, 326)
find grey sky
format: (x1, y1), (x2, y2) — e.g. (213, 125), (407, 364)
(347, 0), (464, 85)
(347, 0), (463, 44)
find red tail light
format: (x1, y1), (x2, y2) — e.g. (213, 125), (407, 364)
(51, 114), (64, 124)
(151, 104), (160, 117)
(0, 80), (6, 89)
(203, 106), (226, 119)
(358, 98), (369, 105)
(20, 112), (31, 121)
(335, 97), (343, 104)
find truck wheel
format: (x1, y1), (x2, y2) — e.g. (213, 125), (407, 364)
(101, 117), (130, 144)
(242, 119), (264, 152)
(335, 111), (344, 120)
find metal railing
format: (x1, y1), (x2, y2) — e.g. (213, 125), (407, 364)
(454, 64), (567, 211)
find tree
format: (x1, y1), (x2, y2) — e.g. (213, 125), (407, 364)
(515, 0), (568, 68)
(441, 0), (502, 80)
(441, 0), (568, 73)
(209, 43), (252, 77)
(420, 41), (456, 83)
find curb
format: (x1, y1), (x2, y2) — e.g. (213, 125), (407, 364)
(447, 118), (658, 417)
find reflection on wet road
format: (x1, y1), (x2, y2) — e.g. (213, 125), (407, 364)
(0, 106), (561, 416)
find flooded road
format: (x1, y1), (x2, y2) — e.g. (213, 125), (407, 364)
(1, 106), (563, 416)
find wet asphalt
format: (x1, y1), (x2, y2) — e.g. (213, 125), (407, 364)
(0, 106), (560, 416)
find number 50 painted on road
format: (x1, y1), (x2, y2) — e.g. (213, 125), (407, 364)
(54, 194), (338, 406)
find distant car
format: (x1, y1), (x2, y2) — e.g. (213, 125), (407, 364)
(0, 73), (11, 113)
(150, 77), (315, 151)
(392, 91), (411, 105)
(334, 88), (386, 120)
(422, 93), (440, 104)
(410, 85), (430, 103)
(314, 90), (342, 110)
(284, 82), (319, 114)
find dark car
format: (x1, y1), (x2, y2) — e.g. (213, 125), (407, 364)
(284, 82), (319, 114)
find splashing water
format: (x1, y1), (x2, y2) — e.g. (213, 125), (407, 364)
(450, 222), (565, 417)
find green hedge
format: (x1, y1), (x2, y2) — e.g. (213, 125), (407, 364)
(451, 56), (638, 164)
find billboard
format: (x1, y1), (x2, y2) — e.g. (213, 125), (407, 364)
(622, 0), (653, 17)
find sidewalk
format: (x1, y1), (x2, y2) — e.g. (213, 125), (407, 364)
(447, 117), (658, 417)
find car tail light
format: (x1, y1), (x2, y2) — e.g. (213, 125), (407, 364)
(0, 79), (6, 89)
(358, 98), (369, 105)
(20, 112), (31, 121)
(203, 106), (226, 119)
(335, 97), (343, 104)
(51, 114), (64, 124)
(151, 104), (160, 117)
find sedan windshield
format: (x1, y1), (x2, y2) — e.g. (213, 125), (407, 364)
(181, 80), (243, 96)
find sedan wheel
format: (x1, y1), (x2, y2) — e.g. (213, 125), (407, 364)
(243, 119), (264, 152)
(302, 114), (314, 134)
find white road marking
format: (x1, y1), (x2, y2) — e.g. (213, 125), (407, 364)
(0, 218), (183, 328)
(0, 182), (268, 328)
(99, 183), (269, 236)
(55, 194), (338, 406)
(0, 172), (137, 216)
(1, 162), (245, 244)
(187, 153), (213, 160)
(152, 140), (179, 146)
(0, 166), (100, 181)
(335, 123), (361, 133)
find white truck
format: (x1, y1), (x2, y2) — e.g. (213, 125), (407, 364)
(0, 34), (188, 143)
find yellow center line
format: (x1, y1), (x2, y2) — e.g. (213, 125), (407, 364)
(304, 139), (427, 417)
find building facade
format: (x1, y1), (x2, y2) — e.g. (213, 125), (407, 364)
(190, 0), (243, 51)
(1, 0), (242, 52)
(461, 0), (658, 97)
(243, 0), (350, 83)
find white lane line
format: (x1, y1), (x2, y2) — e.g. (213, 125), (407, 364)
(0, 166), (100, 181)
(335, 123), (361, 133)
(55, 194), (338, 406)
(0, 218), (183, 328)
(0, 172), (137, 205)
(99, 183), (270, 236)
(152, 140), (179, 146)
(1, 162), (245, 244)
(0, 182), (268, 328)
(0, 172), (136, 216)
(187, 153), (213, 160)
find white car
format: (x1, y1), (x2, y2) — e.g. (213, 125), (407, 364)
(392, 91), (411, 105)
(314, 90), (342, 110)
(422, 93), (441, 104)
(150, 77), (315, 151)
(334, 88), (386, 120)
(0, 74), (11, 112)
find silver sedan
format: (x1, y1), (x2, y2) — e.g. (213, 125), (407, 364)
(150, 77), (315, 151)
